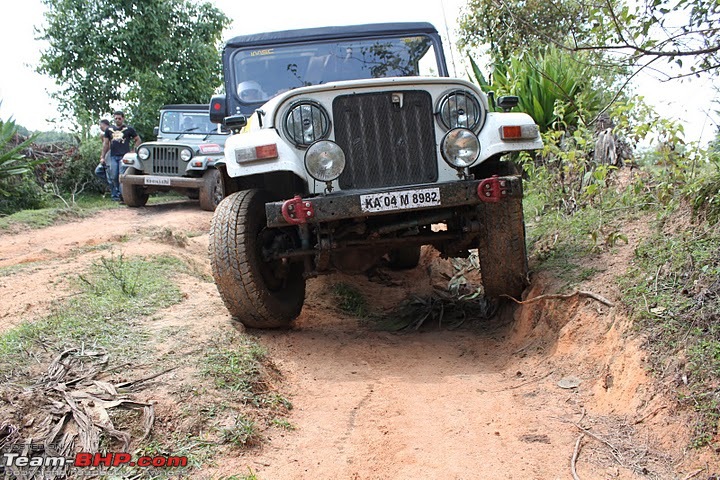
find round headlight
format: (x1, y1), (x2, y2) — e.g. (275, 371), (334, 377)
(180, 148), (193, 162)
(137, 146), (150, 160)
(441, 128), (480, 168)
(438, 90), (482, 130)
(285, 101), (330, 147)
(305, 140), (346, 182)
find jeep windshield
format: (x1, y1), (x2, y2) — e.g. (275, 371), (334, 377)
(229, 34), (439, 107)
(160, 110), (228, 135)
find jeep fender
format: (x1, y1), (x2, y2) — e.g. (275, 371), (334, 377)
(478, 112), (543, 159)
(223, 128), (310, 185)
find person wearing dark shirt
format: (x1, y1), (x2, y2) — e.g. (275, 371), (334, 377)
(100, 111), (141, 202)
(94, 119), (111, 191)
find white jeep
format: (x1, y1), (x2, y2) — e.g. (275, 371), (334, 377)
(208, 22), (542, 328)
(121, 104), (229, 211)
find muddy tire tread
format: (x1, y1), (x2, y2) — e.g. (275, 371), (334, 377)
(476, 194), (528, 299)
(122, 167), (149, 207)
(209, 189), (305, 328)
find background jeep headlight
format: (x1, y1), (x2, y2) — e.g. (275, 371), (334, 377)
(180, 148), (193, 162)
(305, 140), (345, 182)
(441, 128), (480, 168)
(137, 146), (150, 160)
(438, 90), (482, 131)
(285, 101), (330, 147)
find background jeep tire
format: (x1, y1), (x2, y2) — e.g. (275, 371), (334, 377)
(199, 169), (222, 211)
(388, 246), (421, 270)
(476, 193), (528, 300)
(210, 189), (306, 328)
(122, 167), (149, 207)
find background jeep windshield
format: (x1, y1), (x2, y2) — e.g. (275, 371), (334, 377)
(160, 111), (227, 135)
(231, 35), (437, 104)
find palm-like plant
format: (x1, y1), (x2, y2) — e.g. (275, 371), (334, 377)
(470, 46), (608, 132)
(0, 116), (40, 195)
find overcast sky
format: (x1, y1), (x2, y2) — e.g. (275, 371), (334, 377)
(0, 0), (716, 145)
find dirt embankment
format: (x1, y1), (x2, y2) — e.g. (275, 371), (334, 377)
(0, 200), (717, 479)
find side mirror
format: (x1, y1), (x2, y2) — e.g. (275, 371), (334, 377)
(153, 126), (159, 137)
(224, 115), (247, 130)
(209, 95), (227, 124)
(497, 96), (519, 112)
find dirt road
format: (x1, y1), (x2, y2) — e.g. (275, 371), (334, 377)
(0, 201), (715, 479)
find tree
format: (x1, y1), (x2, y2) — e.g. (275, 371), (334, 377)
(460, 0), (720, 80)
(37, 0), (230, 140)
(458, 0), (592, 63)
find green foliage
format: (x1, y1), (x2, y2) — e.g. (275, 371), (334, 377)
(620, 218), (720, 447)
(0, 253), (183, 369)
(0, 116), (48, 214)
(0, 117), (42, 187)
(331, 282), (370, 317)
(459, 0), (593, 62)
(470, 46), (610, 132)
(202, 336), (268, 397)
(37, 0), (230, 140)
(220, 416), (262, 448)
(461, 0), (720, 78)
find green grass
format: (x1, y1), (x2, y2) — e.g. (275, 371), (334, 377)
(523, 158), (720, 448)
(619, 215), (720, 446)
(331, 282), (370, 317)
(0, 253), (183, 373)
(0, 190), (196, 231)
(0, 192), (118, 230)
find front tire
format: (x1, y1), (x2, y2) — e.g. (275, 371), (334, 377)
(199, 169), (223, 211)
(209, 189), (306, 328)
(122, 167), (149, 207)
(476, 194), (528, 299)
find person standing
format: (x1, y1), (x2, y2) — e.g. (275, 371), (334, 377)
(94, 119), (111, 190)
(100, 111), (142, 202)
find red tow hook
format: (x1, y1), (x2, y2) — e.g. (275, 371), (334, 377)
(281, 195), (315, 224)
(477, 175), (510, 203)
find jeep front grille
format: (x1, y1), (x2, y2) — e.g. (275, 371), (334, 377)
(333, 91), (438, 190)
(149, 147), (181, 175)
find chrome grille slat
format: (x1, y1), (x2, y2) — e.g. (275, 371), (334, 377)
(149, 147), (181, 175)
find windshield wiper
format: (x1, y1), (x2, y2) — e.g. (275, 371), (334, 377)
(174, 127), (199, 140)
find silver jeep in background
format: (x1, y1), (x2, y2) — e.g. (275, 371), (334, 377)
(120, 104), (229, 211)
(208, 22), (543, 328)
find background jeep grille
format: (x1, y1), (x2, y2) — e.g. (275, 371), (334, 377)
(333, 91), (438, 190)
(149, 147), (181, 175)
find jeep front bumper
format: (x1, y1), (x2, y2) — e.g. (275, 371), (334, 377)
(121, 174), (204, 189)
(265, 176), (522, 227)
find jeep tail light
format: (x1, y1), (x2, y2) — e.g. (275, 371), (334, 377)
(235, 143), (279, 163)
(500, 124), (539, 140)
(199, 143), (222, 154)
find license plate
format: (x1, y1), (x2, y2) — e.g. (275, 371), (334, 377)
(144, 176), (172, 186)
(360, 187), (441, 213)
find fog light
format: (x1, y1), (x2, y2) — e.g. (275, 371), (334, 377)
(440, 128), (480, 168)
(305, 140), (346, 182)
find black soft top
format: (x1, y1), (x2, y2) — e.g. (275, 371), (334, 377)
(160, 104), (209, 111)
(225, 22), (439, 48)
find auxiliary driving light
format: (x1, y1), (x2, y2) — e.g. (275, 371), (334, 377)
(440, 128), (480, 168)
(305, 140), (346, 182)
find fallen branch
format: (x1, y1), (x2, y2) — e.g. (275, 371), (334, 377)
(493, 370), (554, 392)
(633, 405), (667, 425)
(573, 423), (624, 465)
(502, 290), (615, 307)
(571, 433), (584, 480)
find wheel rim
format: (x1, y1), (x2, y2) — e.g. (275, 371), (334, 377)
(257, 227), (295, 291)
